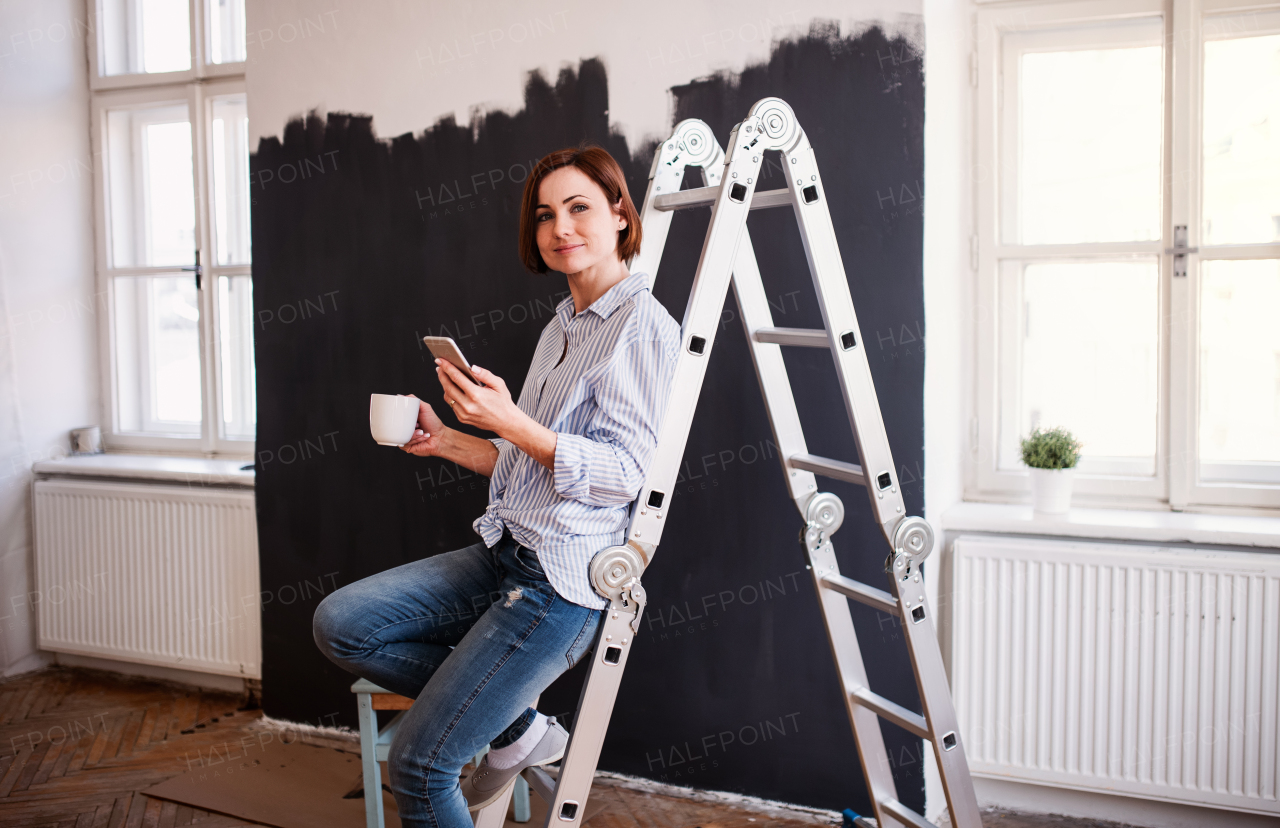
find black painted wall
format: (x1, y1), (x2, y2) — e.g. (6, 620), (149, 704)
(251, 22), (925, 814)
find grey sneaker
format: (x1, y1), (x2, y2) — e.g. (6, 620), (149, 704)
(461, 718), (568, 812)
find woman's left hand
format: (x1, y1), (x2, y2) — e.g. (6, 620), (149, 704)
(435, 359), (524, 436)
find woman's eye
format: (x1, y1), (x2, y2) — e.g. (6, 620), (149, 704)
(570, 203), (587, 213)
(536, 213), (551, 222)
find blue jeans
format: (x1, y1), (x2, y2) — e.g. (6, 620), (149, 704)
(312, 531), (604, 828)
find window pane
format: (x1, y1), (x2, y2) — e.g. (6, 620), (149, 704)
(1199, 259), (1280, 482)
(211, 96), (251, 265)
(1202, 27), (1280, 245)
(209, 0), (247, 63)
(218, 275), (256, 440)
(106, 103), (195, 268)
(113, 275), (202, 435)
(100, 0), (191, 76)
(1000, 261), (1159, 475)
(1003, 20), (1164, 244)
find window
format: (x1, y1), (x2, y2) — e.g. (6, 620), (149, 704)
(974, 0), (1280, 510)
(93, 0), (247, 84)
(90, 0), (253, 453)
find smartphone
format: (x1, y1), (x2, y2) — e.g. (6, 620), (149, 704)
(422, 335), (481, 385)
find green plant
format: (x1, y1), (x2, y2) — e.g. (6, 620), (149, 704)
(1020, 426), (1083, 470)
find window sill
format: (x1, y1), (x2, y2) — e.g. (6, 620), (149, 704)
(32, 453), (254, 488)
(940, 501), (1280, 550)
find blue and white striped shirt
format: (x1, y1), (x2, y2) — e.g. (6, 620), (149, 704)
(474, 271), (679, 608)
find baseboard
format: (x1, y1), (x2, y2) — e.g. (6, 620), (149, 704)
(2, 651), (55, 679)
(51, 651), (248, 695)
(974, 776), (1279, 828)
(592, 769), (840, 825)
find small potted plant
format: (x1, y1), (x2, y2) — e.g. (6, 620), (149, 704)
(1020, 426), (1083, 515)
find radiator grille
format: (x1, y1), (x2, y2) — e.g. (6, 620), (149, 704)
(952, 535), (1280, 816)
(33, 478), (261, 679)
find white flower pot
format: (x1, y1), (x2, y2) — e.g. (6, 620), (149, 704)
(1029, 467), (1075, 515)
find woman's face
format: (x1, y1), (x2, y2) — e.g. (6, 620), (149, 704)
(534, 165), (626, 275)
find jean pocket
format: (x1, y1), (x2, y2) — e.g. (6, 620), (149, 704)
(565, 609), (603, 669)
(511, 544), (547, 580)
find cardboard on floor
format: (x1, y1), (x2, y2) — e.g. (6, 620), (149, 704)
(142, 736), (402, 828)
(140, 731), (604, 828)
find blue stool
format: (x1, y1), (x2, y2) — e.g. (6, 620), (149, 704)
(351, 679), (531, 827)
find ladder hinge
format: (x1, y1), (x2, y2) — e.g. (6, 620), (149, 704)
(969, 234), (979, 271)
(969, 52), (978, 88)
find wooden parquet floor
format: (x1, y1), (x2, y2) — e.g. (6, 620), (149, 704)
(0, 667), (270, 828)
(0, 667), (836, 828)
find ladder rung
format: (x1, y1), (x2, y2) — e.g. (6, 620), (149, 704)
(851, 688), (930, 739)
(821, 574), (899, 617)
(652, 186), (793, 212)
(790, 453), (865, 486)
(754, 326), (828, 348)
(522, 765), (556, 804)
(882, 797), (938, 828)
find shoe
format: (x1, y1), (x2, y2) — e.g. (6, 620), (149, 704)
(460, 718), (568, 812)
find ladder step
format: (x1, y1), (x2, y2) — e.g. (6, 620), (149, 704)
(754, 326), (829, 348)
(821, 574), (899, 617)
(522, 764), (557, 804)
(653, 186), (793, 212)
(790, 453), (866, 486)
(881, 797), (939, 828)
(851, 688), (930, 739)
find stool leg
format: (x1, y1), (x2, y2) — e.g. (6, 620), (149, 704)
(513, 775), (531, 822)
(472, 696), (541, 827)
(357, 694), (385, 828)
(472, 781), (518, 828)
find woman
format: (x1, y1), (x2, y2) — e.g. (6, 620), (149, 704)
(312, 145), (679, 828)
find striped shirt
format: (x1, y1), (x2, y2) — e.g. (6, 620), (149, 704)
(474, 270), (679, 608)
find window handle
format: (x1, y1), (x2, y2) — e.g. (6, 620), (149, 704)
(1164, 226), (1198, 278)
(181, 250), (202, 289)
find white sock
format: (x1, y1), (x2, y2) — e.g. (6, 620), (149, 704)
(486, 712), (550, 769)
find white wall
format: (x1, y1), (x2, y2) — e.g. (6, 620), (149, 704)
(921, 0), (972, 818)
(245, 0), (922, 147)
(0, 0), (99, 677)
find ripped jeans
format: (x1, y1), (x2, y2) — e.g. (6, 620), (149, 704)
(312, 530), (604, 828)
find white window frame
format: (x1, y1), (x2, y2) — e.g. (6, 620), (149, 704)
(89, 0), (251, 457)
(1170, 0), (1280, 510)
(88, 0), (244, 91)
(971, 0), (1280, 512)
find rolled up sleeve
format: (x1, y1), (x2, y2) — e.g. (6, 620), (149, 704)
(553, 338), (676, 507)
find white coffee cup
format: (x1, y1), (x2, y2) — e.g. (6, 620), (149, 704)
(369, 394), (419, 446)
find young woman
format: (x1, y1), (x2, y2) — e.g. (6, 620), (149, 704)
(312, 145), (679, 828)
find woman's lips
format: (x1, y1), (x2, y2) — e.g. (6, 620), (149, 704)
(554, 244), (584, 254)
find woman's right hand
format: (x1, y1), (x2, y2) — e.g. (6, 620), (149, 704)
(400, 395), (448, 457)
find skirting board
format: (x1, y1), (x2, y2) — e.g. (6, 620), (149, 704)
(53, 651), (249, 695)
(975, 776), (1280, 828)
(593, 769), (840, 824)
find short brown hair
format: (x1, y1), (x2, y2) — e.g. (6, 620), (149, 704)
(518, 145), (642, 274)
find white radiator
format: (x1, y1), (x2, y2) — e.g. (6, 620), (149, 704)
(951, 534), (1280, 816)
(33, 478), (261, 679)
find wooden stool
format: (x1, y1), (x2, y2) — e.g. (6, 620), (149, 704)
(351, 679), (531, 827)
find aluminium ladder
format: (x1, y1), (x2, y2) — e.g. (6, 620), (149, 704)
(472, 97), (981, 828)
